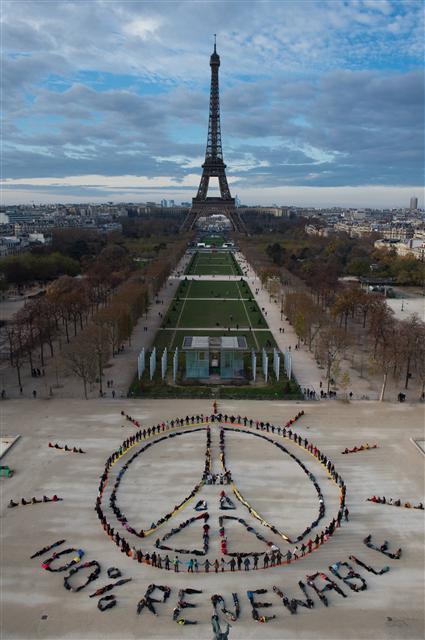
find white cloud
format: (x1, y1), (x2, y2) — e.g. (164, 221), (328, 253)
(2, 0), (424, 204)
(123, 16), (162, 40)
(361, 0), (392, 15)
(154, 155), (205, 169)
(1, 173), (202, 189)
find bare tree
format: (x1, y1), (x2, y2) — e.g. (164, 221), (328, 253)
(399, 314), (425, 390)
(285, 291), (324, 350)
(368, 297), (394, 357)
(369, 317), (398, 401)
(85, 324), (110, 396)
(7, 324), (27, 389)
(317, 324), (350, 393)
(63, 334), (97, 399)
(415, 327), (425, 399)
(331, 285), (363, 331)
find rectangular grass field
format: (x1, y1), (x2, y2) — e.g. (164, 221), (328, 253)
(155, 279), (275, 351)
(175, 280), (251, 299)
(164, 280), (267, 328)
(185, 251), (242, 276)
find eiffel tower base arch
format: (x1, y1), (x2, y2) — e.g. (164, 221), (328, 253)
(182, 197), (246, 232)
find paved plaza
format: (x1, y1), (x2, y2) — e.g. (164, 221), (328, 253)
(1, 398), (424, 640)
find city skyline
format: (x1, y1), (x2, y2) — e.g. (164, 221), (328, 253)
(2, 0), (424, 208)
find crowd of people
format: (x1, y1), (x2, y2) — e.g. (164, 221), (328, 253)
(220, 425), (336, 545)
(219, 491), (236, 510)
(155, 512), (209, 556)
(137, 584), (170, 616)
(204, 472), (231, 485)
(41, 547), (85, 572)
(48, 442), (85, 454)
(218, 514), (276, 559)
(29, 538), (135, 613)
(93, 409), (347, 573)
(106, 426), (210, 539)
(171, 588), (202, 625)
(30, 538), (65, 559)
(120, 408), (305, 434)
(63, 560), (101, 592)
(247, 589), (276, 623)
(342, 443), (378, 454)
(367, 496), (423, 509)
(89, 577), (132, 598)
(363, 534), (402, 560)
(306, 572), (347, 606)
(329, 561), (367, 592)
(273, 583), (314, 613)
(348, 554), (390, 575)
(9, 495), (62, 508)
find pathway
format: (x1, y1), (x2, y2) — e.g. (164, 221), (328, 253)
(235, 251), (322, 394)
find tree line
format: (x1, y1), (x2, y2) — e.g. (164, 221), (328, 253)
(239, 236), (425, 401)
(6, 237), (188, 398)
(236, 217), (424, 287)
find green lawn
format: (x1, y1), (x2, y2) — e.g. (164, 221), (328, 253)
(162, 282), (268, 331)
(200, 234), (225, 246)
(132, 244), (297, 397)
(178, 299), (248, 328)
(185, 251), (242, 276)
(176, 280), (251, 300)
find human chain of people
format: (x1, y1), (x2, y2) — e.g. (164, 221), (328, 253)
(20, 407), (422, 638)
(28, 530), (405, 629)
(95, 410), (347, 573)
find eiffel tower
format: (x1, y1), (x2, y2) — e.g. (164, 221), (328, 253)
(183, 38), (245, 232)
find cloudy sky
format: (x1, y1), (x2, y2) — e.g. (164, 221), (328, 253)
(2, 0), (424, 207)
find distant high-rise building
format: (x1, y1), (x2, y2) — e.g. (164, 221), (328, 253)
(161, 199), (168, 208)
(169, 199), (175, 207)
(235, 194), (241, 207)
(409, 197), (418, 210)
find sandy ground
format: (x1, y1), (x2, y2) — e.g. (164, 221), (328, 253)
(1, 398), (424, 640)
(386, 297), (425, 322)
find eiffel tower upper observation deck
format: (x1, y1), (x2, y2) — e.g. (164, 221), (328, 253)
(184, 38), (245, 232)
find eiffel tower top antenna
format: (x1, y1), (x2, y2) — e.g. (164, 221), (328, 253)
(214, 33), (216, 53)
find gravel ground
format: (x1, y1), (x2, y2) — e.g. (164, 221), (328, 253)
(1, 398), (424, 640)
